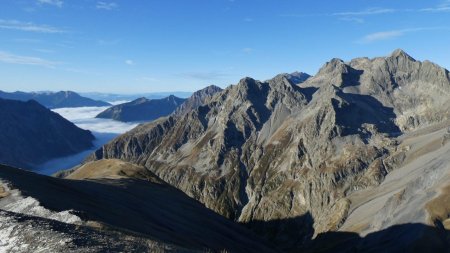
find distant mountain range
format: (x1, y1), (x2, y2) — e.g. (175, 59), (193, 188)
(80, 91), (193, 102)
(0, 98), (94, 169)
(96, 95), (186, 122)
(0, 90), (111, 109)
(95, 86), (223, 122)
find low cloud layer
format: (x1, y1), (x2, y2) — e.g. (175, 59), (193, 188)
(53, 106), (138, 134)
(35, 106), (138, 175)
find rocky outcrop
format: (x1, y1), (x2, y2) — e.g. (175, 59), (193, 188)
(0, 90), (110, 108)
(0, 209), (192, 252)
(96, 95), (186, 122)
(81, 50), (450, 250)
(0, 98), (94, 170)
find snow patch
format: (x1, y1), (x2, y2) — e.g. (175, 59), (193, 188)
(0, 182), (82, 225)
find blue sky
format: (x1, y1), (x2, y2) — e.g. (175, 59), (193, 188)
(0, 0), (449, 93)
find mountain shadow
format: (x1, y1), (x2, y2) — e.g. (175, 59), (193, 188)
(243, 212), (315, 251)
(333, 91), (401, 139)
(306, 223), (450, 253)
(243, 212), (449, 253)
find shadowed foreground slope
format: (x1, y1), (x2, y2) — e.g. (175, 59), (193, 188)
(0, 164), (277, 253)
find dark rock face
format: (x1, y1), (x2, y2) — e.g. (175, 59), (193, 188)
(0, 98), (94, 169)
(96, 95), (186, 122)
(83, 50), (450, 250)
(0, 90), (110, 108)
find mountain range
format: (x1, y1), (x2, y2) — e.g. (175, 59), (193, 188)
(0, 98), (94, 170)
(81, 49), (450, 251)
(1, 49), (450, 252)
(94, 85), (241, 123)
(0, 90), (111, 109)
(80, 91), (193, 102)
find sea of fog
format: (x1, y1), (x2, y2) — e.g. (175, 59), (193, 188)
(35, 105), (138, 175)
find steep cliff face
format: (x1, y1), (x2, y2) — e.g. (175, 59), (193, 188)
(84, 50), (450, 249)
(0, 98), (94, 170)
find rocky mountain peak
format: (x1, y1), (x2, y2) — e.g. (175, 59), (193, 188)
(190, 85), (222, 99)
(389, 48), (415, 61)
(306, 58), (359, 88)
(166, 95), (184, 105)
(233, 77), (265, 100)
(173, 85), (223, 116)
(315, 58), (348, 78)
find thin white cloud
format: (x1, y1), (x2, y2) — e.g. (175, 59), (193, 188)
(358, 27), (449, 43)
(14, 38), (43, 43)
(96, 2), (118, 10)
(0, 51), (60, 67)
(34, 48), (55, 54)
(125, 60), (134, 65)
(0, 20), (64, 33)
(180, 71), (229, 80)
(339, 17), (365, 24)
(421, 0), (450, 12)
(97, 39), (120, 46)
(242, 47), (254, 53)
(37, 0), (63, 8)
(244, 18), (253, 22)
(359, 30), (405, 43)
(136, 77), (158, 82)
(284, 3), (450, 20)
(332, 8), (395, 16)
